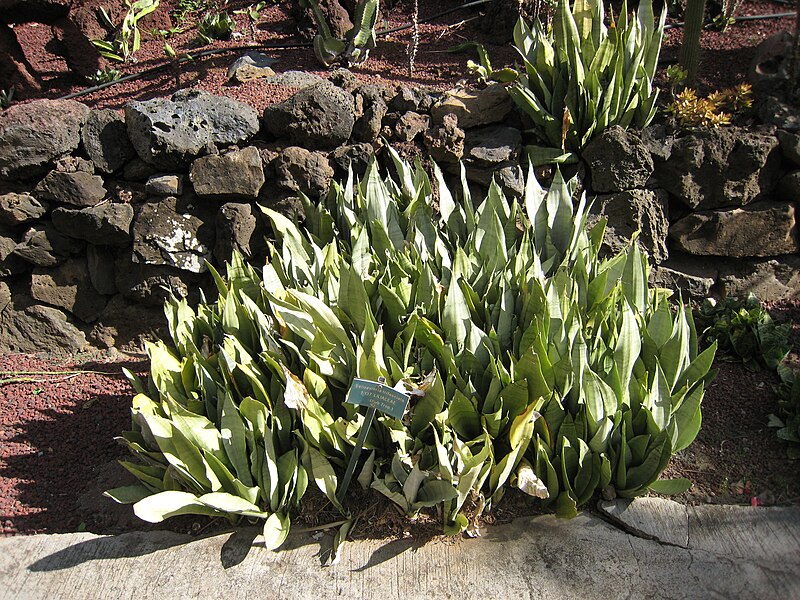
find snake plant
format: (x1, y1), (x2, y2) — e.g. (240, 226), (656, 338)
(107, 151), (713, 555)
(300, 0), (379, 67)
(510, 0), (665, 156)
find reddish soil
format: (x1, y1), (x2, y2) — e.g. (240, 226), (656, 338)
(10, 0), (520, 110)
(2, 302), (799, 536)
(0, 352), (146, 535)
(662, 301), (800, 507)
(5, 0), (797, 111)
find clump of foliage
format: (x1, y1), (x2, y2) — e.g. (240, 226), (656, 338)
(234, 1), (268, 21)
(695, 293), (790, 370)
(665, 64), (688, 94)
(89, 67), (122, 85)
(171, 0), (207, 24)
(667, 84), (752, 128)
(107, 153), (714, 555)
(197, 11), (236, 44)
(698, 294), (796, 457)
(234, 2), (268, 40)
(770, 361), (800, 459)
(668, 89), (731, 127)
(708, 83), (754, 112)
(300, 0), (379, 67)
(709, 0), (743, 32)
(93, 0), (160, 63)
(149, 26), (184, 39)
(510, 0), (665, 154)
(449, 42), (519, 85)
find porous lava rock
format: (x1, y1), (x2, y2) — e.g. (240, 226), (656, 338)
(273, 147), (334, 198)
(31, 258), (107, 322)
(215, 202), (264, 264)
(263, 82), (355, 150)
(81, 109), (137, 174)
(125, 90), (260, 169)
(34, 171), (106, 207)
(590, 189), (670, 263)
(0, 99), (89, 179)
(132, 196), (214, 274)
(189, 146), (264, 200)
(0, 192), (48, 225)
(51, 202), (133, 246)
(669, 201), (798, 258)
(13, 223), (83, 267)
(654, 126), (780, 210)
(431, 84), (512, 129)
(583, 126), (654, 193)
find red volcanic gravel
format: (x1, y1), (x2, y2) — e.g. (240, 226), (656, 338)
(0, 352), (145, 535)
(8, 0), (796, 111)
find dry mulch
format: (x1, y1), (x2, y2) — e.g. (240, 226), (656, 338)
(0, 352), (145, 535)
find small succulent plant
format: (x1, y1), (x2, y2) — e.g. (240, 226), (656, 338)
(89, 67), (122, 85)
(667, 84), (752, 128)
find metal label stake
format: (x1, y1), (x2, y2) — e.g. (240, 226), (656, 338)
(336, 377), (409, 505)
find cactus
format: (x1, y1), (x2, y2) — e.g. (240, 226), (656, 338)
(679, 0), (706, 85)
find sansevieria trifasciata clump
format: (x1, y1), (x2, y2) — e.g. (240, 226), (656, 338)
(107, 151), (714, 555)
(511, 0), (666, 159)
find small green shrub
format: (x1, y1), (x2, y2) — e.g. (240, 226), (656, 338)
(234, 2), (268, 40)
(197, 11), (236, 44)
(510, 0), (665, 155)
(108, 153), (713, 553)
(449, 42), (519, 85)
(698, 295), (796, 458)
(665, 64), (688, 94)
(89, 67), (122, 85)
(695, 293), (790, 370)
(171, 0), (207, 24)
(709, 0), (743, 32)
(149, 26), (184, 39)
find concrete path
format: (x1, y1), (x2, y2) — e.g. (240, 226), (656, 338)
(1, 500), (799, 600)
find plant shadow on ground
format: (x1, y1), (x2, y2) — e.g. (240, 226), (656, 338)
(24, 518), (425, 573)
(23, 486), (454, 573)
(26, 529), (200, 572)
(1, 357), (147, 535)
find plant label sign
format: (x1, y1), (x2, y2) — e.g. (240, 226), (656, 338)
(337, 378), (409, 504)
(345, 378), (409, 420)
